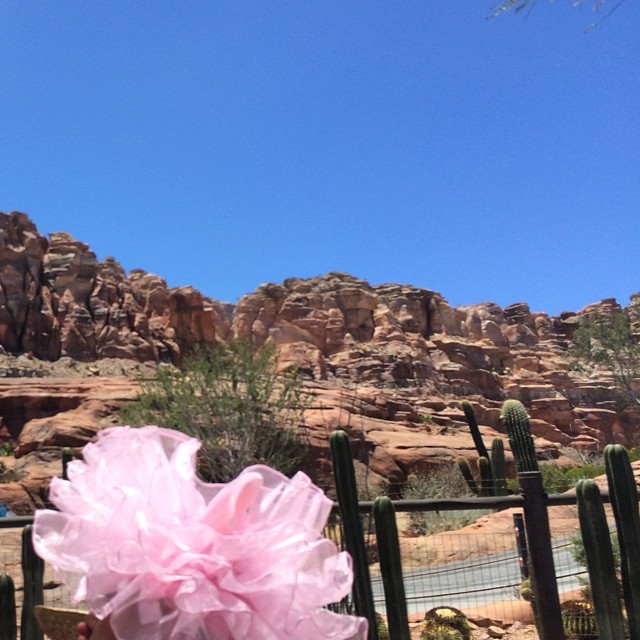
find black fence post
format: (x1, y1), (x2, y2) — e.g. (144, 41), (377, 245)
(513, 513), (529, 580)
(519, 471), (564, 640)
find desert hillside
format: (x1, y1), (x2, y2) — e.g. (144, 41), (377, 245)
(0, 210), (638, 512)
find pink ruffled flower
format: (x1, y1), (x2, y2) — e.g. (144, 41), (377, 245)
(33, 426), (367, 640)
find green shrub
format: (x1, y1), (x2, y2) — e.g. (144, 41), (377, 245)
(402, 465), (487, 535)
(376, 613), (390, 640)
(539, 462), (605, 494)
(570, 530), (624, 605)
(519, 578), (534, 601)
(0, 442), (14, 457)
(120, 340), (309, 482)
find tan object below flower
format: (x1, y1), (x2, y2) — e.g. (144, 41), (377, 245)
(34, 605), (88, 640)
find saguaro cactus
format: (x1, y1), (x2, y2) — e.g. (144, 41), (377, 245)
(456, 457), (479, 495)
(576, 479), (626, 640)
(604, 443), (640, 638)
(490, 437), (508, 496)
(459, 402), (507, 496)
(330, 430), (378, 640)
(461, 401), (489, 460)
(0, 573), (17, 640)
(500, 400), (538, 473)
(478, 457), (493, 497)
(373, 497), (410, 640)
(21, 525), (44, 640)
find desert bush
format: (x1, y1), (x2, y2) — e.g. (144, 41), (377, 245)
(402, 464), (487, 535)
(568, 302), (640, 408)
(120, 340), (309, 482)
(570, 530), (623, 604)
(539, 462), (606, 494)
(376, 613), (390, 640)
(538, 448), (639, 494)
(0, 442), (14, 457)
(518, 578), (534, 601)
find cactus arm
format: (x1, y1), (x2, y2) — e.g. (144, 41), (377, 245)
(490, 437), (508, 496)
(0, 574), (17, 640)
(604, 444), (640, 637)
(478, 457), (493, 497)
(461, 401), (490, 461)
(373, 497), (410, 640)
(330, 430), (378, 640)
(456, 457), (479, 496)
(576, 479), (626, 640)
(500, 400), (538, 473)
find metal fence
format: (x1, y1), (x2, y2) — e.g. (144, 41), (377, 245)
(325, 496), (589, 627)
(0, 518), (83, 614)
(0, 490), (596, 636)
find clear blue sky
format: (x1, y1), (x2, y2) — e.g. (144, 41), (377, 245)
(2, 2), (638, 316)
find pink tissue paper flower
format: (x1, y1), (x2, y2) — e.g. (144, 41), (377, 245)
(33, 425), (368, 640)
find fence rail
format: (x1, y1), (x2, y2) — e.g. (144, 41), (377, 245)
(350, 491), (599, 512)
(0, 488), (604, 639)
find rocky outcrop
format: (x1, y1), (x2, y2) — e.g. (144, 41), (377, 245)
(1, 211), (639, 513)
(0, 212), (233, 363)
(0, 375), (140, 512)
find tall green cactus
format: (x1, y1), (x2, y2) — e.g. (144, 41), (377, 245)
(500, 400), (538, 473)
(478, 457), (493, 497)
(373, 497), (410, 640)
(604, 444), (640, 638)
(0, 573), (17, 640)
(456, 457), (479, 496)
(576, 479), (626, 640)
(62, 447), (73, 480)
(490, 437), (508, 496)
(461, 401), (490, 461)
(330, 430), (378, 640)
(459, 402), (507, 496)
(21, 525), (44, 640)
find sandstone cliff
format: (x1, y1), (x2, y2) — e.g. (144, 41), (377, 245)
(0, 211), (638, 512)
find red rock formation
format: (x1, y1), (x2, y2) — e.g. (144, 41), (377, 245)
(0, 212), (232, 363)
(1, 211), (639, 513)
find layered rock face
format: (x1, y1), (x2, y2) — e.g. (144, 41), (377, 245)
(0, 212), (232, 364)
(1, 211), (639, 510)
(232, 275), (639, 485)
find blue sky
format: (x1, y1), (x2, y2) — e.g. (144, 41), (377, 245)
(1, 2), (638, 316)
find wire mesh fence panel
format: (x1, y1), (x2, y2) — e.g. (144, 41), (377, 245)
(550, 503), (602, 640)
(548, 504), (589, 602)
(359, 500), (594, 630)
(0, 526), (24, 572)
(0, 496), (608, 639)
(372, 531), (525, 617)
(0, 522), (84, 620)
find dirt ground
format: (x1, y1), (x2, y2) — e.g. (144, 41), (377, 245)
(0, 353), (157, 379)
